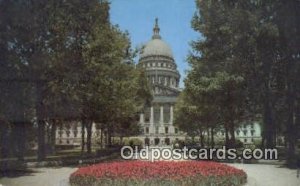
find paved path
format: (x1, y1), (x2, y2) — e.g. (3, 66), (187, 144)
(0, 167), (77, 186)
(0, 163), (299, 186)
(228, 163), (300, 186)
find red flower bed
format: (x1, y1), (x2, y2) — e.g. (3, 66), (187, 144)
(70, 161), (247, 186)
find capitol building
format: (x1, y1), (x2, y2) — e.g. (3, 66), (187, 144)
(135, 18), (185, 146)
(55, 19), (185, 147)
(54, 19), (261, 147)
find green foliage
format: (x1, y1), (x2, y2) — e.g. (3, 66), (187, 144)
(253, 139), (262, 148)
(180, 1), (300, 164)
(235, 140), (244, 149)
(126, 138), (143, 149)
(0, 0), (151, 159)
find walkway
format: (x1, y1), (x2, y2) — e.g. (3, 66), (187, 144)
(0, 167), (76, 186)
(0, 163), (299, 186)
(229, 163), (300, 186)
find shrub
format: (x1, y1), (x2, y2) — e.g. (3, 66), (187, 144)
(235, 140), (244, 148)
(253, 139), (262, 148)
(126, 138), (143, 149)
(215, 139), (225, 147)
(70, 161), (247, 186)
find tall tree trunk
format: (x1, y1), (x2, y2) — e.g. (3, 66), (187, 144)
(0, 120), (10, 158)
(207, 127), (210, 146)
(50, 119), (57, 155)
(199, 129), (204, 147)
(263, 87), (275, 148)
(81, 119), (86, 154)
(100, 127), (103, 149)
(107, 125), (112, 147)
(86, 121), (93, 154)
(210, 127), (214, 148)
(229, 119), (236, 147)
(36, 82), (46, 161)
(224, 124), (229, 147)
(13, 121), (26, 161)
(286, 81), (296, 167)
(261, 130), (266, 147)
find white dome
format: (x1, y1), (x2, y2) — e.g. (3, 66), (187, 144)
(140, 39), (173, 58)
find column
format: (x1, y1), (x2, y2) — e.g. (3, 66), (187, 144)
(92, 122), (96, 137)
(160, 105), (164, 125)
(170, 105), (174, 125)
(150, 106), (154, 125)
(139, 113), (144, 124)
(150, 106), (154, 134)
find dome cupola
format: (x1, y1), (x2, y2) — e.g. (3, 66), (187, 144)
(140, 18), (174, 59)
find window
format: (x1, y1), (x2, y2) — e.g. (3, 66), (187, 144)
(244, 138), (247, 143)
(145, 127), (149, 134)
(243, 130), (247, 136)
(251, 130), (255, 136)
(145, 138), (150, 146)
(165, 127), (169, 134)
(66, 130), (70, 137)
(175, 128), (178, 134)
(251, 123), (254, 129)
(165, 138), (170, 145)
(236, 130), (240, 136)
(74, 130), (78, 137)
(144, 107), (150, 122)
(251, 138), (254, 143)
(58, 130), (63, 138)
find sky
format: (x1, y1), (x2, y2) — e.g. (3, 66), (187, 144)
(109, 0), (199, 87)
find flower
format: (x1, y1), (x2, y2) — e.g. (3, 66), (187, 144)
(70, 161), (247, 186)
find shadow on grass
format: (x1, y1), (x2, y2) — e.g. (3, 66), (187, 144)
(0, 152), (122, 179)
(0, 169), (39, 178)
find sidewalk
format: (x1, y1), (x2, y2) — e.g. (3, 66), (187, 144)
(0, 167), (76, 186)
(229, 163), (300, 186)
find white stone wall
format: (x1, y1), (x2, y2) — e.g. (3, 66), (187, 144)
(56, 122), (101, 146)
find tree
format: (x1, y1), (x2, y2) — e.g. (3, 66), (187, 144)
(185, 0), (299, 167)
(0, 0), (152, 160)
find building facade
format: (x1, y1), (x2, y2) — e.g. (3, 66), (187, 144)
(55, 121), (100, 146)
(136, 18), (185, 146)
(55, 19), (261, 147)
